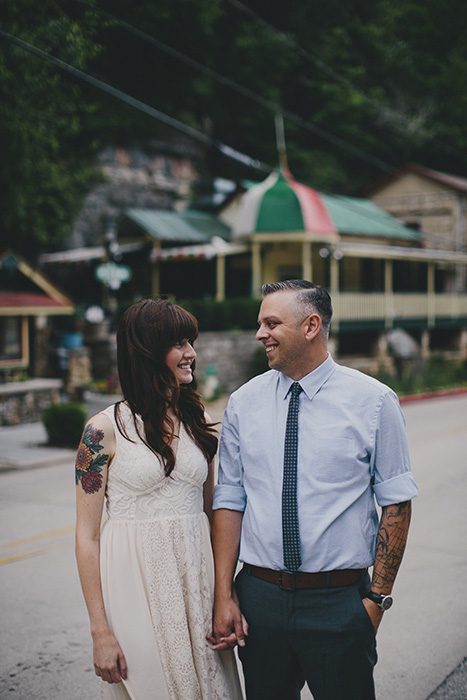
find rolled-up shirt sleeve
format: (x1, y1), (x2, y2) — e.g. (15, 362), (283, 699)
(371, 390), (419, 506)
(213, 397), (247, 512)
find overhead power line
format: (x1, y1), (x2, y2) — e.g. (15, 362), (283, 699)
(0, 29), (452, 247)
(226, 0), (466, 161)
(71, 0), (393, 173)
(0, 29), (270, 173)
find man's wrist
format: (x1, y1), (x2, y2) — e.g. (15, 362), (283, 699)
(366, 590), (394, 611)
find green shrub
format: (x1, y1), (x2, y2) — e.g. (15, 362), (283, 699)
(42, 402), (87, 448)
(371, 357), (467, 396)
(178, 298), (260, 331)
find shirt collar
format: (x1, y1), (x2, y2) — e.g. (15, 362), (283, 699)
(278, 353), (336, 401)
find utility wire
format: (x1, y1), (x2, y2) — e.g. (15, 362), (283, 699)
(226, 0), (465, 161)
(0, 30), (455, 248)
(0, 29), (271, 173)
(71, 0), (393, 173)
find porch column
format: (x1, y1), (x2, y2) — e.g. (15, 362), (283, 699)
(330, 254), (339, 295)
(427, 262), (436, 328)
(215, 254), (226, 301)
(252, 241), (262, 298)
(330, 254), (340, 332)
(301, 241), (312, 282)
(421, 330), (430, 359)
(384, 259), (394, 330)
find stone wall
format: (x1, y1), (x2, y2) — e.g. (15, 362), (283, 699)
(0, 379), (63, 426)
(194, 330), (262, 396)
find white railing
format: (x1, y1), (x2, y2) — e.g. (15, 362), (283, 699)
(333, 292), (467, 323)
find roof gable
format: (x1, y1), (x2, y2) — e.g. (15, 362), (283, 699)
(0, 250), (74, 314)
(361, 163), (467, 197)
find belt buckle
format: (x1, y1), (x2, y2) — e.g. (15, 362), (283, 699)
(279, 571), (295, 591)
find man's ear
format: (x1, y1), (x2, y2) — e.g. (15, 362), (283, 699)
(303, 314), (322, 341)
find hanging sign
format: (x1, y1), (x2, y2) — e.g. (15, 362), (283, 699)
(95, 262), (132, 290)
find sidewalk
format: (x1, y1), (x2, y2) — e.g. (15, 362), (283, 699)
(0, 395), (229, 472)
(0, 422), (76, 471)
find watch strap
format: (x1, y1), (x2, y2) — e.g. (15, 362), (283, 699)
(366, 590), (393, 610)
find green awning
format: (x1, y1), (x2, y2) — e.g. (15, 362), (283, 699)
(125, 209), (208, 244)
(321, 195), (421, 240)
(180, 210), (232, 241)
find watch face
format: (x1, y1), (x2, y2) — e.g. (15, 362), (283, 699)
(381, 596), (393, 611)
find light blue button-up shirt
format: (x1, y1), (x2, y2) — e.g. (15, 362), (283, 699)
(213, 354), (418, 572)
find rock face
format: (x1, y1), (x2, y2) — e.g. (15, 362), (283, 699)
(64, 140), (203, 249)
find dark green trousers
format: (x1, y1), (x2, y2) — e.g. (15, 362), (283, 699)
(236, 567), (377, 700)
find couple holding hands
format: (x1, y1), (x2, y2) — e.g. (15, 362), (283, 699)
(75, 280), (417, 700)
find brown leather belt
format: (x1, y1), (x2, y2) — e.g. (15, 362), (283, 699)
(245, 564), (367, 591)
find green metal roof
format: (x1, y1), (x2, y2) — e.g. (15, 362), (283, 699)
(125, 209), (208, 244)
(180, 210), (232, 241)
(256, 176), (304, 231)
(321, 195), (421, 240)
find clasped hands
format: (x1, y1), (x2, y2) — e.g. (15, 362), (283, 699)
(207, 593), (249, 651)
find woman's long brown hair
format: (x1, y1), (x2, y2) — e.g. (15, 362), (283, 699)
(115, 298), (217, 476)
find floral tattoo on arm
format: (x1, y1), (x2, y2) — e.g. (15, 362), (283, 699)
(75, 424), (109, 494)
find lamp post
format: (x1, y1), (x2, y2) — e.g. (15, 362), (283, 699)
(95, 219), (132, 331)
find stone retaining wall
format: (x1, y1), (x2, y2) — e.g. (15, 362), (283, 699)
(0, 379), (63, 426)
(195, 330), (261, 396)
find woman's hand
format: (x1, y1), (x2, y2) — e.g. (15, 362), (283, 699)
(92, 629), (128, 684)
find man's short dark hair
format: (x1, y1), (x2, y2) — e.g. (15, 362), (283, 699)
(261, 280), (333, 339)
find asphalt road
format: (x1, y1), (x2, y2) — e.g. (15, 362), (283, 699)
(0, 394), (466, 700)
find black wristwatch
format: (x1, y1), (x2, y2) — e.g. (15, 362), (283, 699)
(366, 590), (393, 611)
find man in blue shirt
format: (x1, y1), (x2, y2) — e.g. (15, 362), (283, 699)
(209, 280), (418, 700)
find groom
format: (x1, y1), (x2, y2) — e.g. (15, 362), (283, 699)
(210, 280), (417, 700)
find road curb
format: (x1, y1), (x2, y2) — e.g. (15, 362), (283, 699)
(399, 386), (467, 404)
(0, 452), (75, 472)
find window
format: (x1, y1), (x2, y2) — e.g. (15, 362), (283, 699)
(0, 317), (22, 361)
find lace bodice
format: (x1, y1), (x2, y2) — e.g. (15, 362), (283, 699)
(101, 404), (208, 521)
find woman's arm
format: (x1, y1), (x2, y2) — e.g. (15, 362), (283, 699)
(75, 412), (127, 685)
(203, 457), (215, 524)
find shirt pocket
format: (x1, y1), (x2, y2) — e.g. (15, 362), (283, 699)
(310, 436), (358, 483)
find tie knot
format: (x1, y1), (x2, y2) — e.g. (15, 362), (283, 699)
(290, 382), (303, 397)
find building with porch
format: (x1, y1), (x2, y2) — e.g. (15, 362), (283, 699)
(40, 166), (467, 367)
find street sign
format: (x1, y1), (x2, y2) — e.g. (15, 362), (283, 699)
(95, 262), (132, 290)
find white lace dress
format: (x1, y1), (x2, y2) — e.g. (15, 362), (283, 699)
(99, 404), (243, 700)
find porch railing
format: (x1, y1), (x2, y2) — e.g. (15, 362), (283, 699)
(332, 292), (467, 325)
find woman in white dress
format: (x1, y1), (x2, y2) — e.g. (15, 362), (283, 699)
(75, 298), (243, 700)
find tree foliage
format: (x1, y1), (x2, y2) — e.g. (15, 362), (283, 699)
(0, 0), (102, 256)
(1, 0), (467, 255)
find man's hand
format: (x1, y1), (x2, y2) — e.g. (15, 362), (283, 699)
(362, 598), (384, 635)
(207, 590), (249, 651)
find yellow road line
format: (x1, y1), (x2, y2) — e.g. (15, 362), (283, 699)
(0, 546), (50, 565)
(0, 525), (75, 550)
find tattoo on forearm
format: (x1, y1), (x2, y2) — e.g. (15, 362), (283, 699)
(372, 501), (411, 591)
(75, 424), (108, 494)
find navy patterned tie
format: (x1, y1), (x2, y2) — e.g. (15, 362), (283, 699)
(282, 382), (303, 571)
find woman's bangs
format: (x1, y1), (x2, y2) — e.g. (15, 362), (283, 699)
(170, 305), (198, 344)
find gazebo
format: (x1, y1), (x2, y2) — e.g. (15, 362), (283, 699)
(220, 166), (419, 299)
